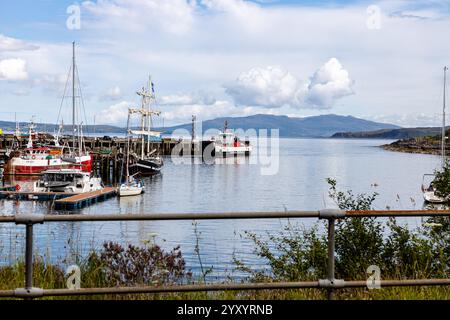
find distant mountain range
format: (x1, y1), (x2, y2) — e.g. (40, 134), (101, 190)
(331, 127), (444, 139)
(155, 114), (400, 138)
(0, 114), (400, 138)
(0, 121), (124, 135)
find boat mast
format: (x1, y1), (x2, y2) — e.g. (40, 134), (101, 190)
(140, 86), (146, 160)
(147, 75), (152, 155)
(126, 111), (131, 180)
(72, 42), (76, 156)
(442, 66), (448, 168)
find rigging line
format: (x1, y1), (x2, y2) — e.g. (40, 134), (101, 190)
(56, 65), (73, 127)
(75, 65), (89, 136)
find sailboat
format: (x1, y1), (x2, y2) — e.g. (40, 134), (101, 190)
(127, 77), (164, 176)
(60, 42), (93, 173)
(422, 66), (448, 203)
(119, 134), (145, 197)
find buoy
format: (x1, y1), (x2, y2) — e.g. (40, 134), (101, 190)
(15, 184), (21, 191)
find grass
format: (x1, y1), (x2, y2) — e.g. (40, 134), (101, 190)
(0, 258), (448, 300)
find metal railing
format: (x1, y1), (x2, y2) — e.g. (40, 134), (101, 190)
(0, 209), (449, 300)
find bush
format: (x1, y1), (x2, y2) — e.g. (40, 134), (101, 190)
(94, 242), (187, 287)
(237, 178), (449, 286)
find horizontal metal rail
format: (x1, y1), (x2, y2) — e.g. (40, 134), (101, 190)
(0, 209), (449, 300)
(0, 279), (449, 298)
(0, 209), (449, 224)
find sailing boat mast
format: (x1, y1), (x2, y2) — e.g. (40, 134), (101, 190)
(442, 66), (448, 168)
(72, 42), (76, 156)
(140, 86), (146, 159)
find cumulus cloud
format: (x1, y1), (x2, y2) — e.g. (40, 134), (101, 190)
(225, 58), (354, 110)
(96, 101), (132, 124)
(225, 66), (302, 108)
(0, 58), (28, 81)
(0, 34), (39, 52)
(305, 58), (354, 109)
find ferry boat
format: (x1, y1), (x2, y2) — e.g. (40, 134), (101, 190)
(33, 169), (103, 193)
(212, 121), (252, 157)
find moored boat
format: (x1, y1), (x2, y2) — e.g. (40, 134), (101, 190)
(422, 66), (448, 204)
(212, 121), (252, 157)
(127, 76), (164, 176)
(33, 168), (103, 193)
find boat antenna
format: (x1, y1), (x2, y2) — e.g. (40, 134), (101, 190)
(442, 66), (448, 168)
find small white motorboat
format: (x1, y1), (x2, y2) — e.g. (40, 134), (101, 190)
(422, 174), (447, 203)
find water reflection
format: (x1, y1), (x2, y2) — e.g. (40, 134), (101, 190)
(0, 138), (442, 277)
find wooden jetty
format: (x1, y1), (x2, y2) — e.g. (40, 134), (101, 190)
(0, 187), (117, 209)
(0, 190), (71, 201)
(54, 187), (117, 210)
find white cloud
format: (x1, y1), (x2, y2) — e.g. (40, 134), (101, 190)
(96, 101), (132, 124)
(161, 100), (252, 124)
(32, 73), (68, 92)
(101, 85), (122, 100)
(1, 0), (450, 127)
(0, 59), (28, 81)
(82, 0), (196, 35)
(225, 66), (302, 108)
(366, 113), (442, 128)
(225, 58), (353, 110)
(158, 92), (216, 106)
(305, 58), (354, 109)
(0, 34), (39, 52)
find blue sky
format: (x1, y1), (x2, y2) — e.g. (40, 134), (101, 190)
(1, 0), (450, 127)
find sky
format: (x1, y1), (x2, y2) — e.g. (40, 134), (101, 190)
(0, 0), (450, 127)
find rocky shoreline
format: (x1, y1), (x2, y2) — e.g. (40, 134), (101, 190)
(381, 137), (442, 155)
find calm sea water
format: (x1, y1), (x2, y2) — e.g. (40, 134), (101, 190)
(0, 138), (441, 277)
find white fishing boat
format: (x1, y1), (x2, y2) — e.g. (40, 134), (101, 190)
(33, 168), (103, 193)
(212, 121), (252, 157)
(422, 66), (448, 203)
(4, 121), (72, 175)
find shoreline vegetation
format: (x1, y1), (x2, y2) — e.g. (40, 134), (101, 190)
(0, 180), (449, 300)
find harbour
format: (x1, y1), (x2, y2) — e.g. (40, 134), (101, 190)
(1, 0), (449, 304)
(0, 138), (441, 275)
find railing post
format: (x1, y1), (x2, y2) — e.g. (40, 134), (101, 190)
(319, 209), (345, 300)
(25, 223), (34, 293)
(327, 217), (336, 300)
(14, 214), (44, 300)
